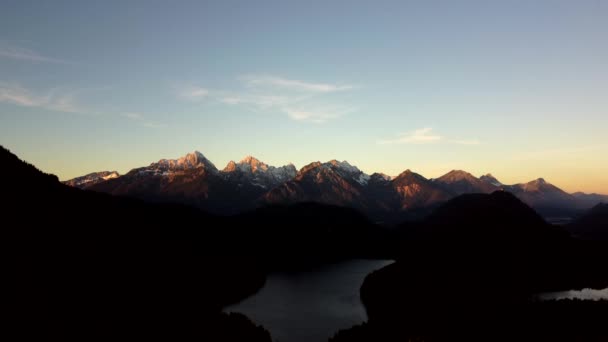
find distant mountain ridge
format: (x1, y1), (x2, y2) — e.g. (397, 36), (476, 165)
(65, 150), (605, 219)
(63, 171), (120, 189)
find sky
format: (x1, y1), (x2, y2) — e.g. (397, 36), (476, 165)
(1, 0), (607, 193)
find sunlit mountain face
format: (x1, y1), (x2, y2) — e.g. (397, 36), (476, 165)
(65, 150), (606, 221)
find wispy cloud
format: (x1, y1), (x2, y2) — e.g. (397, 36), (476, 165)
(285, 106), (355, 124)
(218, 94), (294, 108)
(0, 83), (86, 114)
(122, 112), (166, 128)
(378, 128), (481, 146)
(122, 112), (144, 121)
(142, 122), (167, 129)
(378, 128), (443, 145)
(176, 85), (209, 101)
(241, 75), (354, 93)
(0, 44), (71, 64)
(179, 74), (358, 123)
(449, 139), (481, 145)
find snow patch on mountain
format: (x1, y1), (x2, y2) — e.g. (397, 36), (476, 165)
(63, 171), (120, 189)
(323, 160), (370, 185)
(133, 151), (219, 177)
(222, 156), (297, 188)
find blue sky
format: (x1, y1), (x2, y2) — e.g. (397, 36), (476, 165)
(1, 0), (607, 193)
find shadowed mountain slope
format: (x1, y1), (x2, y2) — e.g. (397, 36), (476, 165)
(1, 145), (270, 341)
(567, 203), (608, 240)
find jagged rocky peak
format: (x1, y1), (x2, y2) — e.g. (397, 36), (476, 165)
(298, 161), (323, 175)
(225, 156), (296, 178)
(181, 151), (213, 167)
(153, 151), (218, 173)
(395, 169), (426, 181)
(325, 159), (370, 185)
(293, 160), (370, 185)
(238, 155), (269, 172)
(63, 171), (120, 189)
(438, 169), (477, 182)
(325, 159), (361, 174)
(281, 163), (298, 176)
(480, 173), (503, 186)
(370, 172), (392, 182)
(223, 160), (237, 172)
(221, 155), (297, 187)
(522, 178), (549, 191)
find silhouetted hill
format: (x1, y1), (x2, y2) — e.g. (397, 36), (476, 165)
(330, 191), (608, 341)
(567, 203), (608, 240)
(423, 191), (560, 241)
(230, 203), (395, 268)
(427, 191), (546, 225)
(330, 299), (608, 342)
(1, 146), (270, 341)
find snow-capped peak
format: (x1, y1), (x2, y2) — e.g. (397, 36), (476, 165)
(223, 160), (237, 172)
(63, 171), (120, 189)
(323, 159), (370, 185)
(221, 156), (297, 188)
(147, 151), (219, 174)
(238, 155), (269, 172)
(326, 160), (362, 174)
(370, 173), (392, 182)
(102, 172), (120, 180)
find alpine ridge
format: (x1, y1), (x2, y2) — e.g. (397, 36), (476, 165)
(63, 171), (120, 189)
(64, 150), (607, 219)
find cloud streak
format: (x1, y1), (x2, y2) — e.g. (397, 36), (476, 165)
(178, 74), (358, 123)
(378, 128), (443, 145)
(285, 106), (355, 124)
(0, 83), (86, 114)
(241, 75), (354, 93)
(378, 128), (481, 146)
(176, 85), (209, 101)
(0, 44), (71, 64)
(218, 94), (294, 108)
(449, 139), (481, 145)
(122, 112), (166, 128)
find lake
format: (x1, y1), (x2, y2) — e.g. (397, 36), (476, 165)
(539, 288), (608, 301)
(225, 259), (393, 342)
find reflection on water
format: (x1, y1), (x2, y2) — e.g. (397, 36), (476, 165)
(540, 288), (608, 301)
(225, 259), (393, 342)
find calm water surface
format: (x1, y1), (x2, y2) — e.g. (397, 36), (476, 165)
(225, 259), (393, 342)
(539, 288), (608, 301)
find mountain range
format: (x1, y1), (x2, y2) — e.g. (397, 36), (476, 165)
(65, 150), (607, 221)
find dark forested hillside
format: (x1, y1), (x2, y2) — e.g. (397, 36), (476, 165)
(330, 192), (608, 341)
(2, 146), (270, 341)
(2, 145), (394, 340)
